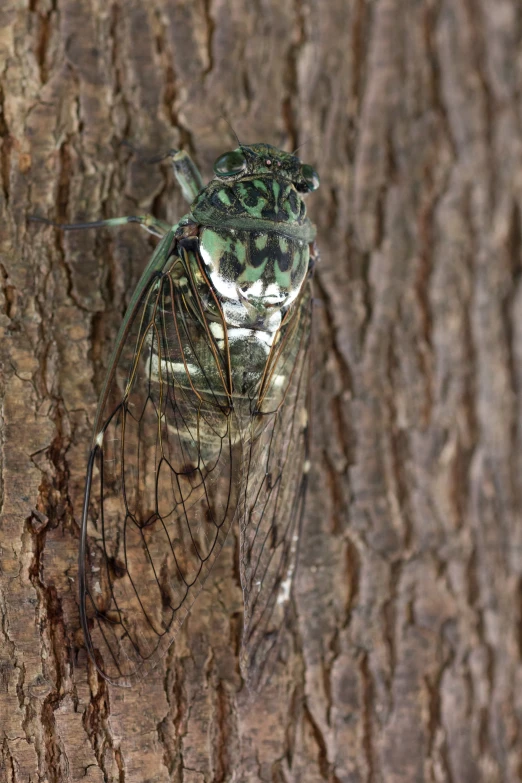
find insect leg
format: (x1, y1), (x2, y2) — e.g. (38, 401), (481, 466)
(170, 150), (204, 204)
(137, 143), (204, 204)
(147, 148), (204, 204)
(29, 214), (171, 238)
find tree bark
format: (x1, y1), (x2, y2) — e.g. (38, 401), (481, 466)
(1, 1), (522, 781)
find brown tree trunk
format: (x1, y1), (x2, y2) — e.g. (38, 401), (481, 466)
(1, 1), (521, 781)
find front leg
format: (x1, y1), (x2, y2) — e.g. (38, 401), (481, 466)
(171, 149), (204, 203)
(29, 148), (205, 236)
(149, 148), (204, 204)
(28, 213), (171, 238)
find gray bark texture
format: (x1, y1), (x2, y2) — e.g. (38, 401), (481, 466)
(1, 0), (522, 781)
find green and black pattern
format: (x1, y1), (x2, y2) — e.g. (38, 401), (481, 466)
(65, 141), (321, 689)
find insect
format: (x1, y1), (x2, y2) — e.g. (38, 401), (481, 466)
(37, 141), (319, 688)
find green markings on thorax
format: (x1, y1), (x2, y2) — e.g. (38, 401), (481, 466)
(191, 174), (315, 243)
(199, 227), (309, 292)
(217, 190), (232, 206)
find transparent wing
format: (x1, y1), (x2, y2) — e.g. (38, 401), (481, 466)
(238, 281), (312, 691)
(79, 235), (240, 685)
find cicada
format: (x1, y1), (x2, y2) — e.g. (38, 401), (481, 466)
(60, 142), (319, 687)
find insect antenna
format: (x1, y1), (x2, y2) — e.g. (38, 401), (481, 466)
(220, 115), (242, 148)
(291, 135), (319, 156)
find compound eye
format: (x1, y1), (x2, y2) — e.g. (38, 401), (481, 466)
(300, 163), (320, 191)
(214, 149), (247, 177)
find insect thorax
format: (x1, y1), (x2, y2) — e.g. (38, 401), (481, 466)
(187, 174), (315, 330)
(150, 171), (315, 432)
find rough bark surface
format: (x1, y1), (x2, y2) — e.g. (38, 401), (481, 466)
(1, 1), (522, 781)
